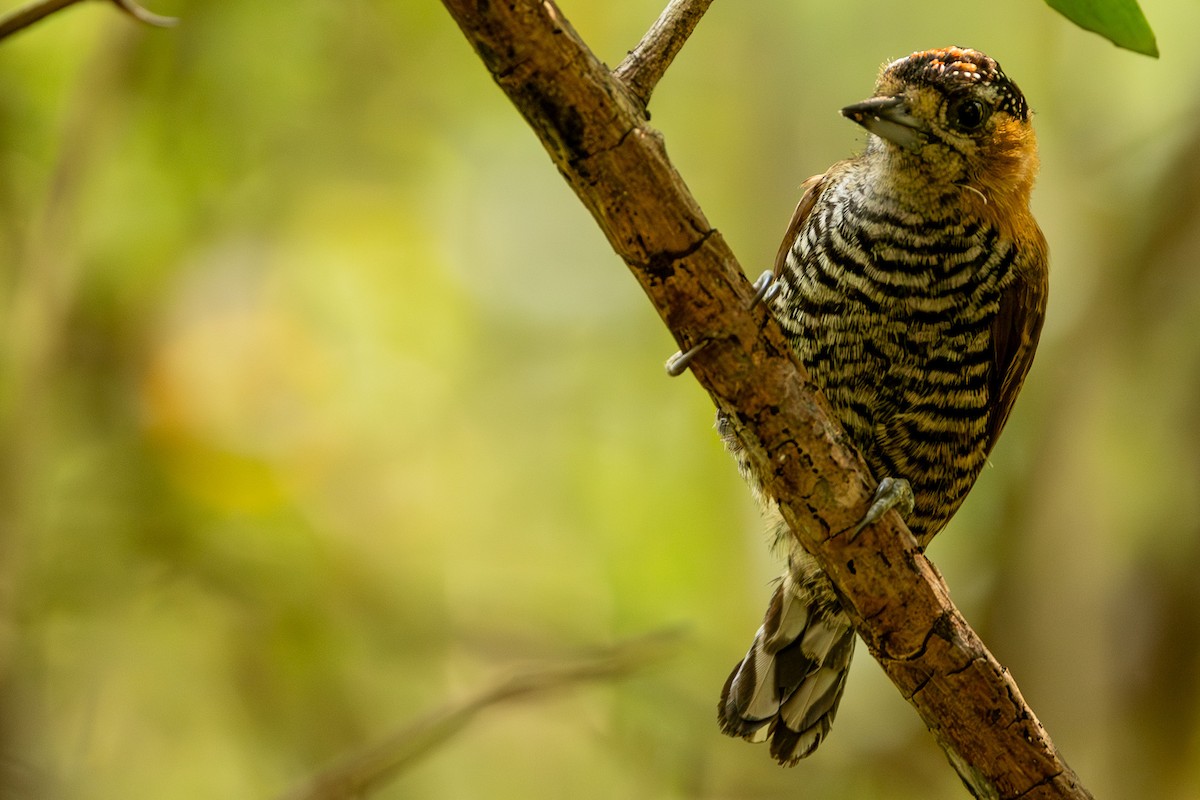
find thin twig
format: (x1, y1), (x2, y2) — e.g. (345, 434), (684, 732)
(277, 630), (686, 800)
(0, 0), (176, 43)
(108, 0), (176, 28)
(0, 0), (76, 40)
(613, 0), (715, 108)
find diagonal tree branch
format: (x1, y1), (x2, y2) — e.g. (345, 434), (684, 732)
(440, 2), (1091, 798)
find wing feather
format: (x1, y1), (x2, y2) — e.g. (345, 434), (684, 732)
(773, 173), (829, 279)
(987, 232), (1049, 452)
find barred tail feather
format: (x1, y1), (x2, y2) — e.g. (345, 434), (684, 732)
(718, 572), (856, 765)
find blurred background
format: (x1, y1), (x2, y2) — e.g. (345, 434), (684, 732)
(2, 0), (1199, 797)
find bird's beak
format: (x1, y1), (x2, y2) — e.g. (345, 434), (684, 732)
(840, 95), (928, 152)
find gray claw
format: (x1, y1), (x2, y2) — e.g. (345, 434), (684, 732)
(749, 270), (779, 308)
(665, 339), (710, 376)
(666, 270), (777, 377)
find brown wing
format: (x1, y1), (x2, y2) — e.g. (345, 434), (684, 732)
(986, 235), (1049, 453)
(773, 173), (829, 278)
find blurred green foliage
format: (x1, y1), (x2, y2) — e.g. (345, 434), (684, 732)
(2, 1), (1200, 798)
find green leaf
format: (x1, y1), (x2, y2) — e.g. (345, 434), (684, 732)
(1045, 0), (1159, 57)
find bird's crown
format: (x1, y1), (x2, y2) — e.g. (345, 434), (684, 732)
(882, 47), (1029, 122)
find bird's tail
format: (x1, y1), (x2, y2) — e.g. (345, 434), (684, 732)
(718, 565), (856, 765)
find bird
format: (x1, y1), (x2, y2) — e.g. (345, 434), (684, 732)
(715, 46), (1049, 766)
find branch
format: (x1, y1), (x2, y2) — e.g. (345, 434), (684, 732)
(0, 0), (176, 43)
(613, 0), (714, 108)
(440, 2), (1092, 798)
(109, 0), (177, 28)
(277, 630), (684, 800)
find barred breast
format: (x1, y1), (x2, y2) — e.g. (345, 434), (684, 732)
(772, 163), (1019, 545)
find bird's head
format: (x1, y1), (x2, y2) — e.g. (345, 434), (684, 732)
(841, 47), (1038, 209)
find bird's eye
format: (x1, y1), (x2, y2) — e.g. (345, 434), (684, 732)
(948, 97), (989, 132)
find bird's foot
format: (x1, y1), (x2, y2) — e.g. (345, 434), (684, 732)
(664, 271), (777, 376)
(748, 269), (780, 308)
(665, 339), (711, 376)
(850, 477), (914, 538)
